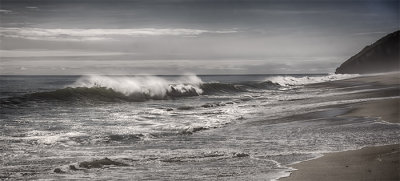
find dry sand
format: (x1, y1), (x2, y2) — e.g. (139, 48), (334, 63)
(280, 72), (400, 181)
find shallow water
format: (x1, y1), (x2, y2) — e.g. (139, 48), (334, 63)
(1, 74), (399, 180)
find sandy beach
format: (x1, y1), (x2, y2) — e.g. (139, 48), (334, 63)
(281, 72), (400, 181)
(344, 98), (399, 123)
(280, 144), (400, 181)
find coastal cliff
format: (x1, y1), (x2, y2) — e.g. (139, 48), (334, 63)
(335, 30), (399, 74)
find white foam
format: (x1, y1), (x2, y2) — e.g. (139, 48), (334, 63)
(266, 74), (359, 86)
(69, 74), (203, 97)
(25, 131), (88, 145)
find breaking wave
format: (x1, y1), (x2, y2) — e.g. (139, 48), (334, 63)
(10, 75), (204, 102)
(0, 75), (275, 104)
(0, 74), (359, 104)
(265, 74), (358, 86)
(71, 75), (204, 97)
(66, 75), (204, 101)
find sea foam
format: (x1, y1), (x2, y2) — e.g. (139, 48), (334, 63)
(70, 74), (204, 98)
(265, 74), (358, 86)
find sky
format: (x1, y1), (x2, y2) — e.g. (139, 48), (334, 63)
(0, 0), (398, 75)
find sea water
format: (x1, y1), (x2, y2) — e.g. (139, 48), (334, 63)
(1, 74), (399, 180)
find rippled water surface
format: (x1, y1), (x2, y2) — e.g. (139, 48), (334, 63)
(1, 74), (399, 180)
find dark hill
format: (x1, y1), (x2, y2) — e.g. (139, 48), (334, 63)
(335, 30), (399, 74)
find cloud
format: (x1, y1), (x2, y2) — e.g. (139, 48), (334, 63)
(0, 50), (129, 58)
(353, 31), (387, 36)
(0, 27), (237, 41)
(0, 9), (12, 14)
(0, 58), (337, 75)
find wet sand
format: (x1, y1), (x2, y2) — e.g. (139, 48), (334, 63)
(344, 98), (399, 123)
(280, 72), (400, 181)
(280, 144), (400, 181)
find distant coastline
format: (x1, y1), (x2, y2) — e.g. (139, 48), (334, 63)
(336, 30), (400, 74)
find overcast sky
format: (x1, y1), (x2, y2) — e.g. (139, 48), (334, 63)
(0, 0), (398, 75)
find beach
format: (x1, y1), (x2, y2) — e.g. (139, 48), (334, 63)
(1, 0), (398, 180)
(343, 98), (399, 123)
(281, 72), (400, 181)
(280, 144), (399, 181)
(1, 73), (399, 180)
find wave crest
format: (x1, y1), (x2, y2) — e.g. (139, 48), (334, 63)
(265, 74), (358, 86)
(1, 75), (281, 104)
(71, 75), (203, 98)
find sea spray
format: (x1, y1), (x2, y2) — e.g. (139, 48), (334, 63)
(69, 75), (204, 98)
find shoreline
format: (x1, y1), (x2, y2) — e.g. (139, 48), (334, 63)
(279, 72), (400, 181)
(279, 144), (400, 181)
(342, 98), (399, 123)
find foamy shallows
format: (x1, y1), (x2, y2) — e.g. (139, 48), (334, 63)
(1, 74), (399, 180)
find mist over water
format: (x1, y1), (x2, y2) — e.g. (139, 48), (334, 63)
(1, 74), (399, 180)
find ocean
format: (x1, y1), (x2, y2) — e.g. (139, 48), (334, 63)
(1, 74), (399, 180)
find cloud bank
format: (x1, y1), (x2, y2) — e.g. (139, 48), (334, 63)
(0, 50), (128, 57)
(0, 28), (237, 41)
(0, 9), (12, 13)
